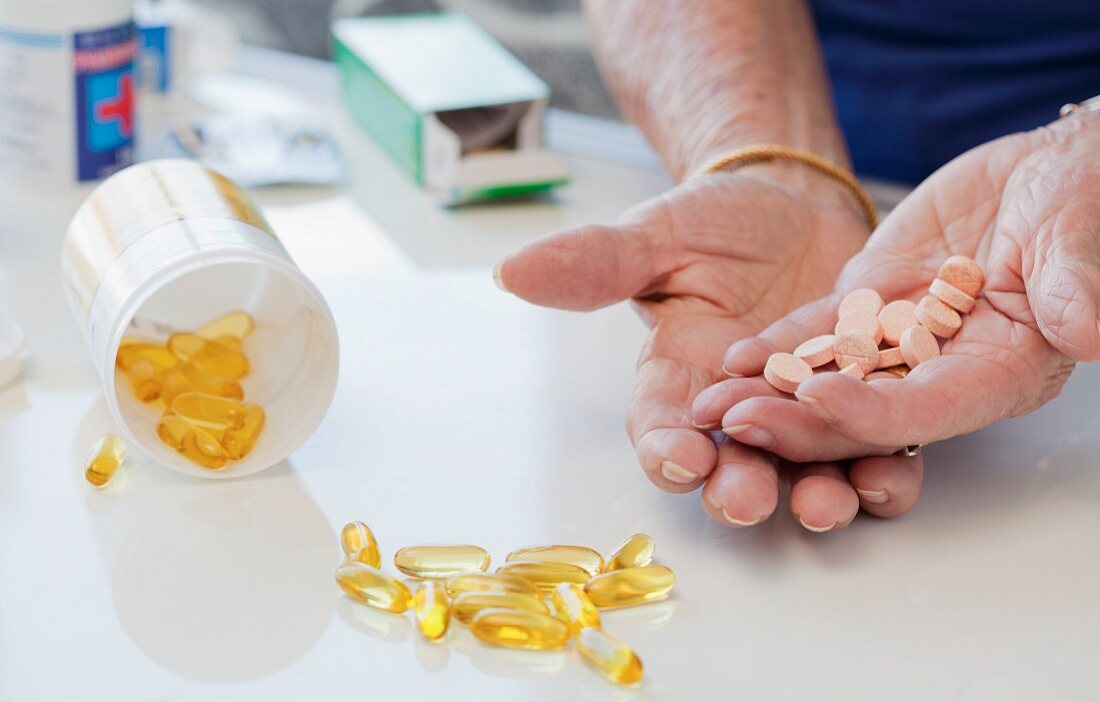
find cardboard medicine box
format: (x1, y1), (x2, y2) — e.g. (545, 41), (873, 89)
(333, 12), (569, 204)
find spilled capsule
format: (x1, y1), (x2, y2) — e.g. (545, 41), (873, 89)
(340, 521), (381, 568)
(84, 434), (125, 488)
(444, 572), (539, 599)
(469, 609), (569, 651)
(413, 581), (450, 640)
(496, 560), (589, 592)
(335, 562), (412, 613)
(584, 565), (675, 609)
(506, 545), (604, 576)
(551, 582), (601, 634)
(576, 627), (643, 685)
(394, 545), (490, 579)
(451, 591), (549, 625)
(602, 533), (655, 572)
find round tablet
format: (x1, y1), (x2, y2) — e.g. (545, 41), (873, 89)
(900, 325), (940, 368)
(835, 311), (883, 344)
(833, 333), (879, 374)
(838, 288), (884, 318)
(877, 299), (918, 346)
(763, 352), (813, 394)
(793, 334), (836, 368)
(838, 363), (866, 380)
(914, 295), (962, 338)
(876, 346), (905, 368)
(937, 255), (984, 297)
(929, 277), (975, 313)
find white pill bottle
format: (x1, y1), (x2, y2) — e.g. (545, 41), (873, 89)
(62, 159), (341, 478)
(0, 0), (136, 189)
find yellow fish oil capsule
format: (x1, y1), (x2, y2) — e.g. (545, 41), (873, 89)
(505, 545), (604, 576)
(168, 332), (250, 378)
(496, 560), (590, 592)
(173, 363), (245, 401)
(576, 627), (643, 685)
(223, 403), (265, 460)
(155, 415), (230, 469)
(115, 342), (178, 372)
(340, 521), (381, 568)
(197, 311), (254, 341)
(84, 434), (125, 488)
(602, 534), (655, 572)
(584, 565), (675, 609)
(171, 392), (248, 431)
(470, 609), (569, 651)
(335, 562), (413, 613)
(127, 357), (161, 402)
(444, 572), (539, 599)
(451, 591), (549, 625)
(393, 545), (491, 579)
(413, 581), (450, 640)
(551, 583), (601, 634)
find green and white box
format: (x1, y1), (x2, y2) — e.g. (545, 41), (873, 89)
(333, 12), (569, 204)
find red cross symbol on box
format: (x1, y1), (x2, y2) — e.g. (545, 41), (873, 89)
(95, 73), (134, 137)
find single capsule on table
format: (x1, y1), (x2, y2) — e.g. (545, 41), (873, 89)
(197, 311), (254, 341)
(469, 608), (569, 651)
(127, 357), (161, 402)
(168, 332), (250, 378)
(451, 591), (549, 625)
(223, 403), (265, 460)
(335, 562), (412, 613)
(413, 580), (450, 640)
(393, 545), (490, 579)
(585, 565), (675, 609)
(496, 560), (590, 593)
(340, 521), (381, 568)
(171, 391), (248, 431)
(505, 545), (604, 576)
(576, 627), (644, 686)
(156, 415), (230, 469)
(85, 434), (125, 488)
(444, 572), (539, 599)
(602, 533), (655, 572)
(551, 582), (601, 634)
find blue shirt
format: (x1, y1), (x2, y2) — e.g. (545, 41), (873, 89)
(812, 0), (1100, 184)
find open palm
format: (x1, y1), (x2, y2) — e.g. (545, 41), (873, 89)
(694, 116), (1100, 466)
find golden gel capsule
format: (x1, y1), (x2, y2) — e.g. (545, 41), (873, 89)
(413, 581), (450, 640)
(216, 335), (242, 351)
(175, 363), (245, 401)
(393, 545), (491, 579)
(127, 357), (161, 402)
(444, 572), (539, 599)
(224, 403), (265, 460)
(335, 562), (412, 613)
(340, 522), (382, 568)
(602, 533), (655, 573)
(84, 434), (125, 488)
(115, 342), (179, 372)
(171, 392), (248, 430)
(470, 609), (569, 651)
(551, 583), (601, 634)
(168, 332), (250, 378)
(576, 627), (643, 685)
(496, 560), (590, 592)
(156, 415), (230, 469)
(197, 311), (254, 341)
(451, 591), (549, 625)
(584, 565), (675, 609)
(506, 545), (604, 576)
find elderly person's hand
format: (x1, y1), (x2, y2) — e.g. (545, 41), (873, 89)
(694, 115), (1100, 486)
(495, 161), (927, 530)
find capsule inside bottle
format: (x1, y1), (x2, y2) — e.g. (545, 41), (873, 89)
(340, 521), (381, 568)
(413, 581), (450, 640)
(576, 627), (644, 685)
(393, 545), (491, 579)
(223, 403), (265, 460)
(335, 562), (413, 613)
(506, 545), (604, 576)
(127, 357), (161, 402)
(171, 391), (248, 430)
(156, 415), (230, 469)
(496, 560), (590, 592)
(602, 533), (655, 572)
(451, 591), (549, 624)
(551, 582), (601, 634)
(197, 311), (254, 341)
(168, 332), (250, 378)
(469, 608), (569, 651)
(584, 565), (675, 609)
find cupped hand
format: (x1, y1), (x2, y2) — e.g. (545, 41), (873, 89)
(495, 163), (921, 529)
(694, 115), (1100, 469)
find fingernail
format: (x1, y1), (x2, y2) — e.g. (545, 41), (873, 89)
(721, 508), (762, 527)
(797, 515), (836, 533)
(856, 488), (889, 504)
(691, 420), (718, 430)
(492, 259), (510, 292)
(660, 460), (697, 484)
(794, 391), (834, 421)
(722, 423), (774, 448)
(721, 364), (743, 378)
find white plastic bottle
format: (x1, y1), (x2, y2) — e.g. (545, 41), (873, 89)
(0, 0), (136, 189)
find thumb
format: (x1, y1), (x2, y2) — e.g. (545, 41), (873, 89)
(493, 222), (669, 311)
(1028, 197), (1100, 362)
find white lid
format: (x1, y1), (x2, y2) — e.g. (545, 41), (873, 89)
(0, 310), (29, 390)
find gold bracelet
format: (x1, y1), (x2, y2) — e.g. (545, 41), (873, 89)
(694, 144), (878, 230)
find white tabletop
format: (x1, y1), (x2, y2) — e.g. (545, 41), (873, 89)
(1, 49), (1098, 701)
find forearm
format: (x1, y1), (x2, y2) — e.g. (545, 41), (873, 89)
(583, 0), (848, 181)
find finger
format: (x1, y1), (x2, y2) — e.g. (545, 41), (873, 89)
(788, 462), (860, 533)
(848, 453), (925, 518)
(494, 222), (672, 311)
(721, 295), (841, 377)
(700, 439), (780, 527)
(690, 376), (786, 430)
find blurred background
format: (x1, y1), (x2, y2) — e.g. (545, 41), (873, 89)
(194, 0), (619, 118)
